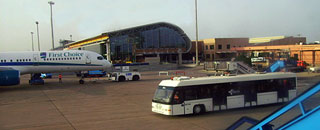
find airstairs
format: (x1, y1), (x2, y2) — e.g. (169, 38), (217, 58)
(227, 82), (320, 130)
(235, 62), (256, 74)
(204, 61), (256, 75)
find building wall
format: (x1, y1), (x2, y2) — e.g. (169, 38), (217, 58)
(202, 38), (250, 61)
(254, 37), (306, 46)
(214, 38), (249, 60)
(316, 51), (320, 66)
(190, 40), (204, 61)
(202, 39), (215, 61)
(291, 50), (320, 66)
(81, 44), (102, 55)
(215, 38), (250, 51)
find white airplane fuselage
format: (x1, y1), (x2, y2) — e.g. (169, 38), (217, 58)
(0, 50), (111, 75)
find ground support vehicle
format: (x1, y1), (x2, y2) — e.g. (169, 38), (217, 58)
(265, 60), (306, 73)
(152, 72), (297, 116)
(309, 67), (320, 73)
(41, 73), (52, 78)
(29, 73), (44, 85)
(82, 70), (106, 78)
(110, 72), (141, 82)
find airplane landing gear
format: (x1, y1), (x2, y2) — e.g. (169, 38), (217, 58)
(79, 79), (85, 84)
(79, 72), (85, 84)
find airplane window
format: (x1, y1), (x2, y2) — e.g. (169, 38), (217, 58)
(1, 60), (2, 62)
(10, 60), (13, 62)
(29, 59), (31, 61)
(44, 59), (46, 61)
(97, 56), (104, 60)
(79, 57), (81, 60)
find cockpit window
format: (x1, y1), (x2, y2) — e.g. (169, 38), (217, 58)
(97, 56), (104, 60)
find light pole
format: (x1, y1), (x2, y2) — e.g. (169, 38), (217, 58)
(31, 32), (34, 51)
(48, 1), (55, 49)
(70, 35), (72, 41)
(35, 21), (40, 51)
(195, 0), (199, 65)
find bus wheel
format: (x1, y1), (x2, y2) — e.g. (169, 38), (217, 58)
(133, 75), (140, 81)
(118, 76), (125, 82)
(193, 105), (202, 114)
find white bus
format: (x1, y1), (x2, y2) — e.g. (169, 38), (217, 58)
(152, 72), (297, 115)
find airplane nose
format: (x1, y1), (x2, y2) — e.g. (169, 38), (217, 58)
(104, 60), (112, 69)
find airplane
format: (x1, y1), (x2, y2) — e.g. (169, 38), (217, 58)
(0, 50), (112, 85)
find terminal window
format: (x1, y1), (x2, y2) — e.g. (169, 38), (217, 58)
(210, 45), (214, 50)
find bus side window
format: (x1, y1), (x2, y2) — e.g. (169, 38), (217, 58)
(185, 87), (197, 101)
(288, 78), (296, 90)
(198, 85), (211, 99)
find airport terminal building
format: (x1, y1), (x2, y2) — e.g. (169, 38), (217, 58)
(63, 22), (319, 66)
(64, 22), (192, 63)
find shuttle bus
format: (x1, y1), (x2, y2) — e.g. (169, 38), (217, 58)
(152, 72), (297, 115)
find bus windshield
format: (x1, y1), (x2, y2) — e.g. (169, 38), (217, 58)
(152, 86), (174, 104)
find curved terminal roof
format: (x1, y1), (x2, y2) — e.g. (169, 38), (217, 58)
(65, 22), (191, 52)
(103, 22), (191, 53)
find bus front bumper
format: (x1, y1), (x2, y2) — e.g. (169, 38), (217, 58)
(152, 102), (172, 115)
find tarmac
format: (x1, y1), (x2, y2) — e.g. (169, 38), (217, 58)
(1, 67), (320, 130)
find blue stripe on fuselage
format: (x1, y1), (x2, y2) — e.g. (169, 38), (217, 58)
(0, 62), (102, 66)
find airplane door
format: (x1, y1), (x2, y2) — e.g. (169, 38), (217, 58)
(33, 54), (39, 66)
(85, 54), (91, 64)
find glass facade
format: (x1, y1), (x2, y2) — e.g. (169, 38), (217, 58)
(109, 26), (189, 61)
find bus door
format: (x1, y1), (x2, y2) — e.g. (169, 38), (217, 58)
(183, 88), (198, 114)
(172, 90), (185, 115)
(33, 54), (39, 66)
(85, 54), (91, 64)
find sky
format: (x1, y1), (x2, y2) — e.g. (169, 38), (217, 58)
(0, 0), (319, 52)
